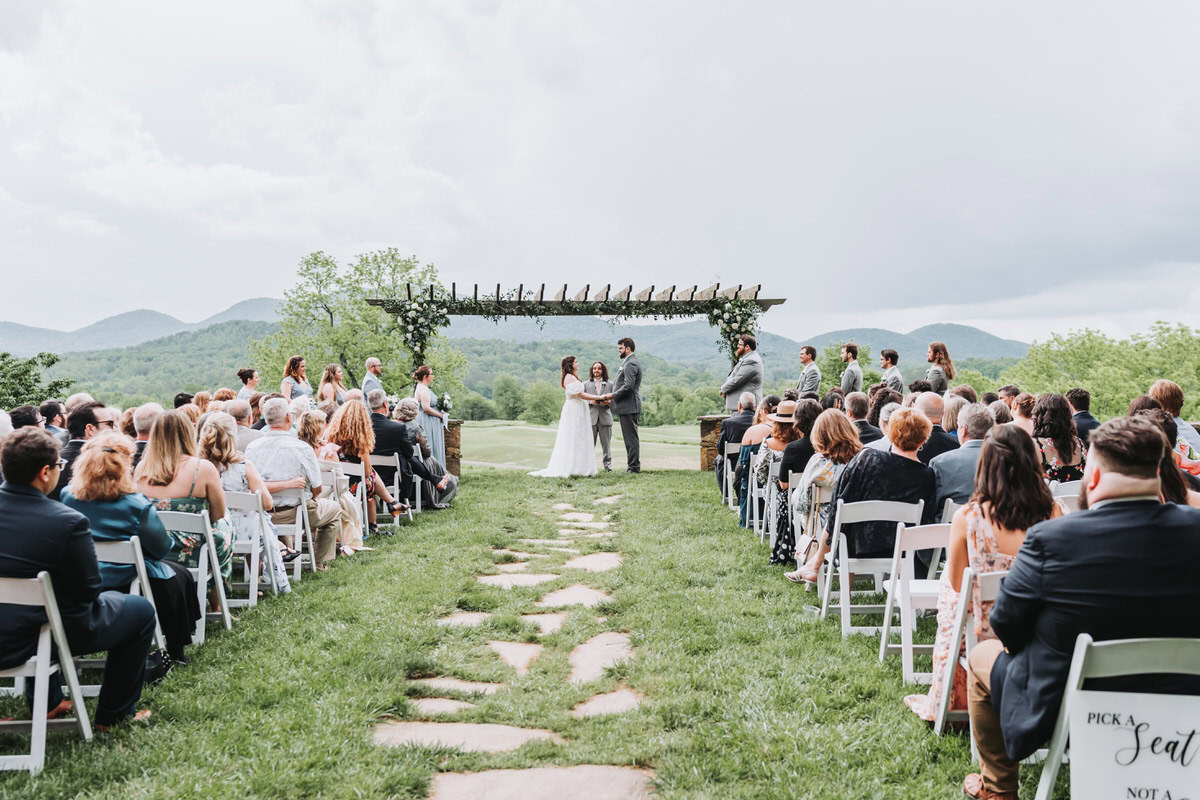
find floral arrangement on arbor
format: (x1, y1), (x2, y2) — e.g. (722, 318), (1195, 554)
(392, 295), (451, 366)
(707, 300), (763, 363)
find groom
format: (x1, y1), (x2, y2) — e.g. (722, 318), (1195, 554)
(604, 337), (643, 473)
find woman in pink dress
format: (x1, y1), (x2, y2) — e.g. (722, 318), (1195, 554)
(905, 424), (1064, 722)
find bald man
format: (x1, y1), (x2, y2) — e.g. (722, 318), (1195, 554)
(915, 391), (959, 464)
(362, 358), (383, 398)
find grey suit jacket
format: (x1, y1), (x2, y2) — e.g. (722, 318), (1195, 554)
(840, 361), (863, 394)
(929, 438), (983, 510)
(796, 362), (821, 395)
(882, 365), (904, 393)
(584, 380), (613, 426)
(926, 365), (948, 395)
(611, 354), (642, 416)
(719, 351), (764, 412)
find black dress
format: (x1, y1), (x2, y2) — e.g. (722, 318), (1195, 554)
(823, 448), (937, 558)
(769, 437), (816, 564)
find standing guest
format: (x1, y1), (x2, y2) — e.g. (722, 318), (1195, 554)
(996, 385), (1021, 409)
(930, 403), (995, 510)
(845, 392), (881, 444)
(192, 392), (212, 415)
(132, 403), (164, 469)
(394, 399), (458, 508)
(1032, 393), (1086, 483)
(280, 356), (312, 403)
(989, 400), (1013, 425)
(118, 408), (136, 438)
(714, 392), (756, 498)
(785, 409), (863, 582)
(10, 405), (43, 430)
(941, 395), (969, 442)
(880, 349), (904, 393)
(236, 368), (259, 400)
(752, 400), (800, 563)
(412, 365), (447, 468)
(796, 407), (937, 582)
(867, 402), (902, 451)
(0, 428), (155, 730)
(361, 357), (384, 399)
(868, 389), (902, 429)
(1009, 392), (1036, 436)
(317, 364), (348, 406)
(62, 433), (199, 665)
(1148, 379), (1200, 454)
(905, 425), (1063, 724)
(839, 343), (863, 394)
(948, 384), (978, 404)
(796, 346), (821, 395)
(228, 399), (263, 452)
(908, 379), (933, 395)
(584, 362), (615, 472)
(325, 400), (405, 536)
(960, 417), (1200, 799)
(173, 392), (193, 409)
(41, 400), (69, 445)
(1065, 387), (1100, 448)
(720, 334), (764, 412)
(53, 401), (115, 501)
(915, 392), (959, 465)
(980, 392), (999, 405)
(925, 342), (954, 395)
(135, 411), (234, 596)
(367, 390), (449, 506)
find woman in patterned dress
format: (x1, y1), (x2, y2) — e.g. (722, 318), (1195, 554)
(1032, 393), (1086, 483)
(904, 424), (1064, 722)
(752, 400), (800, 563)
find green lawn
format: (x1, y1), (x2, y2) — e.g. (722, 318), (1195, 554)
(461, 421), (700, 471)
(0, 470), (1066, 799)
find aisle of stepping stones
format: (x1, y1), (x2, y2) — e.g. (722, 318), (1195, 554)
(372, 493), (654, 799)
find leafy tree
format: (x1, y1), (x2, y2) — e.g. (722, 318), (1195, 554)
(0, 351), (73, 409)
(458, 391), (497, 421)
(949, 368), (996, 398)
(817, 342), (877, 395)
(493, 375), (526, 420)
(249, 249), (465, 399)
(520, 383), (563, 425)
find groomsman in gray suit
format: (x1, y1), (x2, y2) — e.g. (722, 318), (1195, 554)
(719, 334), (764, 412)
(839, 342), (863, 394)
(584, 361), (614, 471)
(796, 345), (821, 395)
(604, 338), (643, 473)
(880, 349), (904, 393)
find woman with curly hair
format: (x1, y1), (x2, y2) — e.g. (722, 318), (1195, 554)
(324, 400), (404, 539)
(1032, 393), (1085, 483)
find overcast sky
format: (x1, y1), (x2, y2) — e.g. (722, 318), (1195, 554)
(3, 1), (1199, 343)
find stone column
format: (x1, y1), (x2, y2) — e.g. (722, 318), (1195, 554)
(697, 414), (730, 471)
(445, 419), (462, 477)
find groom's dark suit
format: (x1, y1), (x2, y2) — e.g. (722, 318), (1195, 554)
(611, 353), (642, 472)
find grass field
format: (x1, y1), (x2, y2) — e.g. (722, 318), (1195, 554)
(0, 470), (1067, 799)
(461, 421), (700, 471)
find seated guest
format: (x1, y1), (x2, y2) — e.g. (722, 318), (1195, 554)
(785, 409), (862, 582)
(866, 402), (902, 451)
(948, 384), (978, 404)
(867, 390), (902, 429)
(908, 379), (933, 395)
(252, 392), (282, 430)
(1132, 409), (1200, 508)
(135, 411), (234, 595)
(941, 395), (968, 442)
(714, 392), (757, 499)
(1148, 378), (1200, 455)
(367, 390), (447, 509)
(737, 396), (780, 527)
(41, 400), (69, 445)
(236, 368), (259, 400)
(54, 401), (115, 501)
(988, 400), (1013, 424)
(797, 408), (938, 581)
(61, 433), (199, 664)
(176, 403), (201, 427)
(797, 391), (819, 402)
(905, 425), (1063, 724)
(65, 392), (96, 413)
(0, 428), (155, 729)
(915, 392), (959, 464)
(1031, 393), (1086, 483)
(173, 392), (193, 409)
(1128, 393), (1160, 415)
(778, 399), (823, 486)
(845, 392), (881, 444)
(132, 403), (163, 468)
(288, 396), (310, 427)
(748, 400), (799, 564)
(820, 389), (844, 411)
(0, 410), (10, 443)
(930, 403), (994, 510)
(345, 389), (364, 405)
(780, 389), (799, 402)
(192, 392), (212, 415)
(317, 400), (338, 420)
(228, 399), (262, 452)
(996, 385), (1020, 409)
(325, 400), (406, 536)
(393, 398), (458, 508)
(300, 410), (366, 552)
(961, 416), (1200, 799)
(246, 399), (341, 570)
(119, 408), (136, 438)
(980, 391), (999, 406)
(10, 405), (43, 430)
(1065, 387), (1099, 448)
(1009, 392), (1035, 436)
(212, 388), (236, 403)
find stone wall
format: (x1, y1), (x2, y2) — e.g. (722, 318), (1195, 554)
(446, 419), (462, 477)
(697, 414), (729, 471)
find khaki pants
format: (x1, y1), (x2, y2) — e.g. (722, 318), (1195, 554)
(271, 499), (340, 566)
(967, 639), (1019, 794)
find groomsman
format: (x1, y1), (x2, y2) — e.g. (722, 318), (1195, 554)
(796, 346), (821, 395)
(839, 343), (863, 394)
(719, 334), (764, 412)
(604, 338), (643, 473)
(880, 349), (904, 393)
(584, 361), (614, 472)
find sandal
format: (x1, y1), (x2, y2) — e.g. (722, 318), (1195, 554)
(961, 774), (1017, 800)
(97, 709), (152, 732)
(281, 548), (301, 563)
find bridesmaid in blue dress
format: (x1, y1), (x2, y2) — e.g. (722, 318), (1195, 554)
(412, 365), (446, 467)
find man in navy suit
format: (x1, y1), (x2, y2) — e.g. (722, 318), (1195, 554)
(961, 416), (1200, 799)
(1066, 387), (1100, 448)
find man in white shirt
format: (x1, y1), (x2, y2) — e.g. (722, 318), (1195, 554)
(362, 358), (384, 399)
(880, 349), (904, 393)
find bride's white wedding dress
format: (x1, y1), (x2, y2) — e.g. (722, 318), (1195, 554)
(530, 379), (598, 478)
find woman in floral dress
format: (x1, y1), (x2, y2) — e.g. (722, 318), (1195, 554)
(751, 400), (800, 563)
(1032, 393), (1086, 483)
(904, 425), (1064, 722)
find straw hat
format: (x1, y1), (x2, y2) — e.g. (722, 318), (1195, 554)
(767, 399), (798, 424)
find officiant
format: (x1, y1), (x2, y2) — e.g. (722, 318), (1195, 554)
(584, 361), (614, 472)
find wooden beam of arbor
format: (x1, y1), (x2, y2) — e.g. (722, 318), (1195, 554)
(366, 283), (784, 314)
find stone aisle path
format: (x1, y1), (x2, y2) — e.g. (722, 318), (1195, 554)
(372, 492), (652, 799)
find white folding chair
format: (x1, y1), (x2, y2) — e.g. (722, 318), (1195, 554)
(368, 452), (417, 519)
(1058, 494), (1082, 513)
(785, 471), (802, 533)
(878, 523), (951, 683)
(271, 490), (317, 582)
(723, 443), (741, 510)
(223, 490), (280, 603)
(91, 536), (168, 653)
(762, 460), (782, 546)
(934, 568), (1008, 738)
(0, 573), (92, 774)
(157, 509), (232, 644)
(1051, 480), (1081, 498)
(1033, 633), (1200, 800)
(818, 499), (925, 637)
(924, 498), (961, 579)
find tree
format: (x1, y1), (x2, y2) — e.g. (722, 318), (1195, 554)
(458, 391), (497, 421)
(249, 250), (466, 399)
(520, 383), (563, 425)
(817, 342), (876, 395)
(493, 375), (526, 420)
(0, 351), (73, 409)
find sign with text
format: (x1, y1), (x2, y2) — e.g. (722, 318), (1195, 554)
(1070, 690), (1200, 799)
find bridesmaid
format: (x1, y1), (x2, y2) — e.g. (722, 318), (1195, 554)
(412, 365), (446, 467)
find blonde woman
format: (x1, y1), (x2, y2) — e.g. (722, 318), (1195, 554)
(295, 410), (365, 553)
(192, 391), (212, 415)
(317, 364), (347, 406)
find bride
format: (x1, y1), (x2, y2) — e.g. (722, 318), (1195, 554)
(530, 356), (607, 478)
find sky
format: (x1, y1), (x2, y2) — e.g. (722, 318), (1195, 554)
(2, 1), (1199, 343)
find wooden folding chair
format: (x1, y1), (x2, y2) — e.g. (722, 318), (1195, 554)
(878, 523), (951, 683)
(933, 568), (1008, 737)
(156, 510), (232, 644)
(818, 499), (925, 637)
(0, 573), (92, 775)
